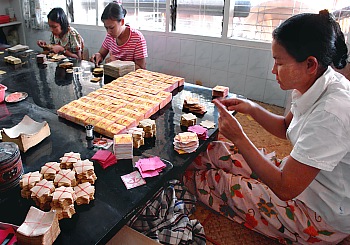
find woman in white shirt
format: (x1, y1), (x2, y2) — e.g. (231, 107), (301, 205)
(184, 9), (350, 244)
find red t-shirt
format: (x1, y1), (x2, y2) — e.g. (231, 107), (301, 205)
(102, 26), (148, 61)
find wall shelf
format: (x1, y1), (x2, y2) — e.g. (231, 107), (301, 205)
(0, 21), (21, 28)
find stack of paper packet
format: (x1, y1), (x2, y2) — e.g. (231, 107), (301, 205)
(113, 134), (133, 159)
(173, 132), (199, 154)
(135, 156), (166, 178)
(104, 60), (135, 78)
(91, 150), (117, 169)
(16, 206), (60, 245)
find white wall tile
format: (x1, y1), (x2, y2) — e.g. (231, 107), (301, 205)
(227, 72), (246, 95)
(211, 43), (230, 71)
(152, 35), (167, 59)
(263, 79), (287, 107)
(194, 66), (211, 87)
(247, 49), (270, 79)
(229, 46), (249, 75)
(195, 41), (213, 68)
(180, 39), (196, 65)
(209, 69), (228, 89)
(245, 76), (266, 101)
(142, 32), (153, 58)
(165, 37), (180, 62)
(179, 63), (195, 84)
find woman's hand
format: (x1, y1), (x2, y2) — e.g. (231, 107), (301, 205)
(213, 99), (246, 144)
(90, 53), (103, 65)
(219, 97), (256, 115)
(51, 44), (64, 54)
(37, 40), (46, 47)
(105, 55), (117, 64)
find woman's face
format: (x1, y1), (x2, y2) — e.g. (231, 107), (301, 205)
(271, 39), (309, 92)
(103, 19), (124, 38)
(48, 20), (62, 37)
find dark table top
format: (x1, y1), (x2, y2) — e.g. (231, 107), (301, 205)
(0, 50), (231, 244)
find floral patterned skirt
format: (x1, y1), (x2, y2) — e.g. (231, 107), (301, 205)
(183, 141), (349, 244)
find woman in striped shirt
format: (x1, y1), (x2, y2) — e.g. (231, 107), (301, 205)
(90, 2), (148, 69)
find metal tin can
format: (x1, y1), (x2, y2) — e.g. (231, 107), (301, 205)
(85, 124), (94, 140)
(0, 142), (23, 192)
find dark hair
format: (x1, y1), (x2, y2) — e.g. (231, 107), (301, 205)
(47, 7), (69, 37)
(272, 9), (348, 69)
(101, 2), (127, 22)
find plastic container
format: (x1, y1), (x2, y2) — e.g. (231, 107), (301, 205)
(0, 15), (10, 24)
(0, 84), (7, 103)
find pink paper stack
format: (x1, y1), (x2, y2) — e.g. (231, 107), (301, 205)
(135, 156), (166, 178)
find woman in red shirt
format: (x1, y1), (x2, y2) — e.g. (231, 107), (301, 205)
(90, 2), (148, 69)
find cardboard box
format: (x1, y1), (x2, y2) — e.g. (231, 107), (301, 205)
(106, 226), (159, 245)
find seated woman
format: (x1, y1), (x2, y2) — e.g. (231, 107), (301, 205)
(90, 2), (148, 69)
(37, 7), (84, 60)
(184, 10), (350, 244)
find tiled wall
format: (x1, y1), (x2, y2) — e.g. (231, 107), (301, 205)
(24, 26), (289, 108)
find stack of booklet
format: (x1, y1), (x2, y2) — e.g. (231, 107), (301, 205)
(104, 60), (135, 78)
(16, 206), (60, 245)
(113, 134), (133, 159)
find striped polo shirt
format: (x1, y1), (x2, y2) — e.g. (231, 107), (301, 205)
(102, 26), (148, 61)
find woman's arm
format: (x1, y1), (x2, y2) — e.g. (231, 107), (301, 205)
(134, 58), (146, 70)
(90, 47), (109, 65)
(221, 98), (291, 139)
(214, 99), (319, 200)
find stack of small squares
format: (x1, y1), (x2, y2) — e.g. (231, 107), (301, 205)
(73, 159), (97, 184)
(54, 169), (77, 187)
(113, 134), (133, 159)
(103, 60), (135, 78)
(20, 171), (42, 199)
(74, 182), (95, 205)
(36, 54), (47, 64)
(180, 113), (197, 127)
(16, 206), (61, 245)
(30, 179), (55, 211)
(183, 96), (207, 115)
(138, 119), (156, 138)
(188, 125), (208, 140)
(51, 186), (77, 220)
(127, 127), (145, 148)
(40, 162), (61, 181)
(173, 132), (199, 154)
(212, 85), (229, 98)
(60, 152), (81, 169)
(135, 156), (166, 178)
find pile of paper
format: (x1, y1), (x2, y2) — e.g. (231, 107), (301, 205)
(16, 206), (60, 245)
(180, 113), (197, 127)
(135, 156), (166, 178)
(138, 119), (156, 138)
(104, 60), (135, 78)
(188, 125), (208, 140)
(91, 150), (117, 169)
(183, 96), (207, 115)
(212, 85), (229, 98)
(173, 132), (199, 154)
(113, 134), (133, 159)
(127, 127), (145, 148)
(51, 186), (76, 220)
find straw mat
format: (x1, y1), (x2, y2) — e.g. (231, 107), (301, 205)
(190, 102), (350, 245)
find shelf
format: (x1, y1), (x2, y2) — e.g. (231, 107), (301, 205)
(0, 21), (22, 28)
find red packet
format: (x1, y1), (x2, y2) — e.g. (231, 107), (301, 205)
(91, 150), (117, 169)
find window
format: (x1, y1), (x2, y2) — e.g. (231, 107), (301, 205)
(175, 0), (224, 37)
(25, 0), (350, 43)
(70, 0), (98, 25)
(121, 0), (166, 31)
(227, 0), (350, 42)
